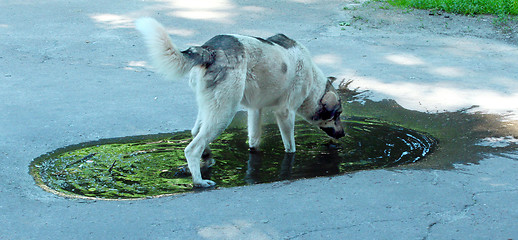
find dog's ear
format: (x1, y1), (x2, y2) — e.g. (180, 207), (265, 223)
(322, 80), (340, 111)
(322, 91), (340, 111)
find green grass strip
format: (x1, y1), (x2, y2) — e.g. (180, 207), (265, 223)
(388, 0), (518, 15)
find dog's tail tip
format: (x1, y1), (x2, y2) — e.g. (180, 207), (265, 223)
(135, 17), (161, 35)
(134, 17), (192, 81)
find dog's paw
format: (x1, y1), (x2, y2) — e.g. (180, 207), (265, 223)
(194, 179), (216, 188)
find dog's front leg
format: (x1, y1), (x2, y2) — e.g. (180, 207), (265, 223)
(274, 109), (296, 153)
(247, 108), (262, 151)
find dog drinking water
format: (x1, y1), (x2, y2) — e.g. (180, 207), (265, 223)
(136, 18), (345, 187)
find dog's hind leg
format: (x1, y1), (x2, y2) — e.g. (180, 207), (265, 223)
(184, 135), (214, 187)
(191, 111), (213, 164)
(247, 108), (262, 151)
(191, 110), (203, 137)
(185, 108), (237, 187)
(184, 68), (246, 187)
(274, 108), (296, 153)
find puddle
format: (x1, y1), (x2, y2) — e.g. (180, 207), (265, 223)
(30, 83), (518, 200)
(30, 115), (437, 199)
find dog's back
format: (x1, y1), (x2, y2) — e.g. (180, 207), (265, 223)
(182, 33), (319, 110)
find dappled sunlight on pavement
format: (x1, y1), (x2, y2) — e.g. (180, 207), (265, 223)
(1, 0), (517, 239)
(88, 0), (269, 30)
(90, 13), (136, 29)
(198, 219), (279, 240)
(310, 37), (518, 118)
(161, 0), (237, 23)
(385, 53), (425, 66)
(345, 73), (518, 116)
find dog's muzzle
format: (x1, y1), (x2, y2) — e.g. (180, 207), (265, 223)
(320, 126), (346, 139)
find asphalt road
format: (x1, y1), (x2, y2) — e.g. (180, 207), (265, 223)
(1, 0), (517, 239)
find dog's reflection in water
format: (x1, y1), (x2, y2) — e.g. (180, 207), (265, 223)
(176, 146), (342, 185)
(245, 150), (341, 184)
(244, 151), (295, 184)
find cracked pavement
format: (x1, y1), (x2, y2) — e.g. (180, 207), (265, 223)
(1, 0), (518, 239)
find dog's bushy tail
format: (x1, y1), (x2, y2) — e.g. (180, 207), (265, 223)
(135, 18), (192, 80)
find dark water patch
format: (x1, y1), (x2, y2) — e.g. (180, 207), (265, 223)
(30, 117), (437, 200)
(338, 81), (518, 169)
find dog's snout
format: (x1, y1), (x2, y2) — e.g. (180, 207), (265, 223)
(319, 119), (346, 139)
(334, 129), (346, 139)
(320, 126), (345, 139)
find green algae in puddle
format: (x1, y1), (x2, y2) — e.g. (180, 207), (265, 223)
(30, 117), (437, 200)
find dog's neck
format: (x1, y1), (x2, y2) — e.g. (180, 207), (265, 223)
(297, 70), (328, 121)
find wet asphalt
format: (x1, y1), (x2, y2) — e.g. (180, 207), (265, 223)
(1, 0), (517, 239)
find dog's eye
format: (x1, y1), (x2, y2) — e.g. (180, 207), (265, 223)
(331, 110), (342, 121)
(320, 119), (334, 127)
(323, 113), (334, 120)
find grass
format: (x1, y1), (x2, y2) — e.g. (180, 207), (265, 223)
(387, 0), (518, 15)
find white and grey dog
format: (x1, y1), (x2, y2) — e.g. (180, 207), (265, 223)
(135, 18), (345, 187)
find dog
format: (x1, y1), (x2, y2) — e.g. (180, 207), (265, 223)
(135, 18), (345, 187)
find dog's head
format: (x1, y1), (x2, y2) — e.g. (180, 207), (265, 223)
(311, 77), (346, 139)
